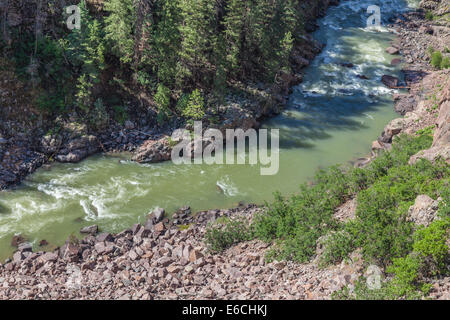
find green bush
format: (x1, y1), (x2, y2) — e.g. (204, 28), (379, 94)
(155, 84), (172, 124)
(413, 219), (449, 272)
(253, 133), (435, 264)
(431, 51), (443, 69)
(425, 11), (434, 21)
(204, 217), (254, 253)
(441, 57), (450, 69)
(182, 89), (205, 121)
(113, 105), (128, 125)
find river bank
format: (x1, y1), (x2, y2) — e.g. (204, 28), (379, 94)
(0, 0), (449, 300)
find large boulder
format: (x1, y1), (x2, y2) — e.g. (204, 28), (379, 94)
(382, 75), (400, 89)
(386, 47), (400, 55)
(379, 118), (405, 143)
(132, 137), (172, 164)
(407, 195), (439, 227)
(409, 145), (450, 164)
(55, 135), (100, 163)
(433, 101), (450, 148)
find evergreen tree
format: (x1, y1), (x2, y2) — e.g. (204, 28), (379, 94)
(177, 0), (218, 88)
(150, 0), (182, 88)
(104, 0), (135, 65)
(66, 0), (105, 111)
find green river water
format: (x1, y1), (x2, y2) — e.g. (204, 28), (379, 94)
(0, 0), (421, 261)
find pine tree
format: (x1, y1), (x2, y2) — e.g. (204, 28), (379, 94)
(104, 0), (135, 65)
(66, 0), (105, 111)
(177, 0), (218, 88)
(223, 0), (246, 75)
(150, 0), (182, 88)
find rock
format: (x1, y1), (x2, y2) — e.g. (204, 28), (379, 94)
(393, 94), (417, 115)
(340, 62), (354, 68)
(391, 58), (402, 66)
(433, 101), (450, 148)
(409, 145), (450, 164)
(148, 208), (165, 224)
(371, 140), (385, 152)
(18, 242), (32, 252)
(60, 241), (81, 262)
(273, 261), (286, 270)
(39, 240), (49, 247)
(132, 137), (172, 164)
(39, 252), (58, 263)
(189, 249), (204, 263)
(11, 234), (27, 248)
(96, 233), (113, 243)
(154, 222), (165, 233)
(334, 198), (357, 222)
(80, 225), (99, 235)
(124, 120), (135, 130)
(380, 118), (405, 143)
(386, 47), (399, 55)
(356, 75), (369, 80)
(381, 75), (399, 88)
(13, 251), (24, 263)
(55, 135), (100, 163)
(407, 195), (439, 227)
(293, 56), (310, 68)
(167, 265), (182, 274)
(418, 25), (433, 35)
(39, 135), (62, 155)
(94, 242), (115, 255)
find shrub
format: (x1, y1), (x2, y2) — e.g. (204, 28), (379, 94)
(413, 219), (449, 272)
(155, 84), (172, 124)
(441, 57), (450, 69)
(425, 11), (434, 21)
(182, 89), (205, 121)
(204, 217), (253, 253)
(113, 105), (128, 125)
(252, 133), (435, 264)
(431, 51), (443, 69)
(89, 98), (109, 130)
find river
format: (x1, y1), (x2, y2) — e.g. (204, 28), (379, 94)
(0, 0), (421, 260)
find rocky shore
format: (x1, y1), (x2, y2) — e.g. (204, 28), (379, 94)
(0, 204), (371, 300)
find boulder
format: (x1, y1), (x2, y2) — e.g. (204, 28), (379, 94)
(379, 118), (405, 143)
(132, 137), (172, 164)
(96, 233), (113, 243)
(11, 234), (27, 247)
(80, 225), (99, 236)
(391, 58), (402, 66)
(381, 75), (399, 89)
(393, 94), (418, 115)
(39, 135), (62, 155)
(148, 208), (165, 224)
(39, 252), (58, 263)
(56, 135), (100, 163)
(386, 47), (399, 55)
(124, 120), (135, 130)
(18, 242), (32, 252)
(433, 101), (449, 148)
(340, 62), (354, 68)
(39, 240), (49, 247)
(409, 145), (450, 164)
(407, 195), (439, 227)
